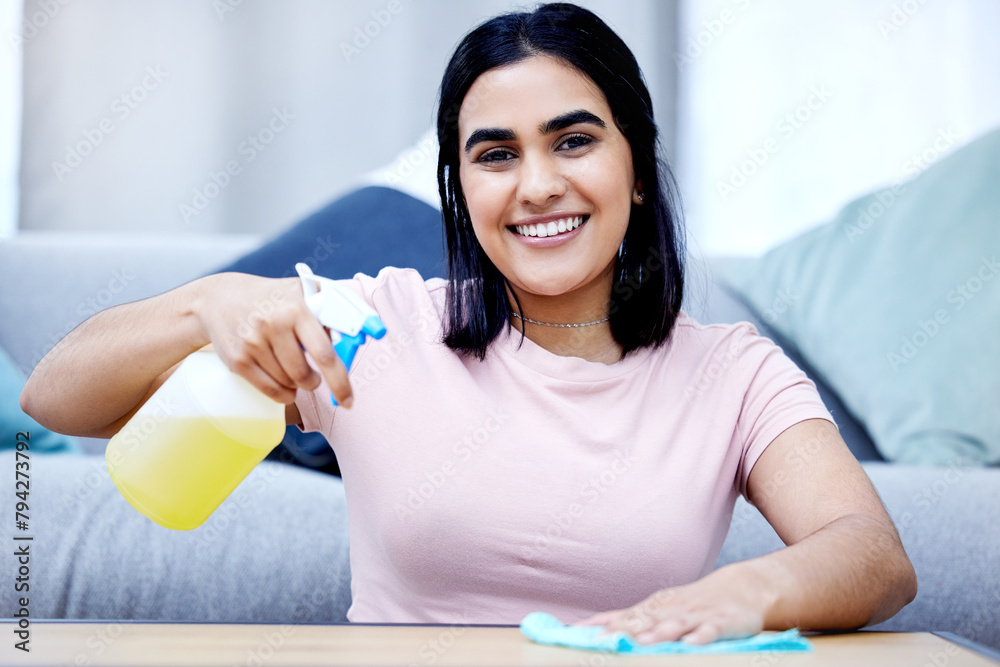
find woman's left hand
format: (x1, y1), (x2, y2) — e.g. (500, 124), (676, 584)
(573, 565), (774, 645)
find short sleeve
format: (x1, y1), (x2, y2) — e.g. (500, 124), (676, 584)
(293, 267), (441, 439)
(733, 325), (834, 500)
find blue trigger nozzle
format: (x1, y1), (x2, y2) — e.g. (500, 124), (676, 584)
(362, 315), (387, 340)
(294, 263), (387, 408)
(331, 332), (368, 406)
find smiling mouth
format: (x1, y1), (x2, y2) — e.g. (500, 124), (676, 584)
(511, 215), (589, 238)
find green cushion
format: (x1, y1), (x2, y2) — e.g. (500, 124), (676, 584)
(722, 127), (1000, 466)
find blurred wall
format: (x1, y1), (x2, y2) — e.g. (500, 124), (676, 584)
(16, 0), (678, 235)
(675, 0), (1000, 256)
(1, 0), (21, 237)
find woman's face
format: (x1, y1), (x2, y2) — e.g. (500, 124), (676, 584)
(457, 55), (638, 303)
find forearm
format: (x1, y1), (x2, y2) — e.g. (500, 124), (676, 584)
(20, 276), (211, 437)
(724, 513), (917, 631)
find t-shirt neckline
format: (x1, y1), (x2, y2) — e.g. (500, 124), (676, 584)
(492, 323), (656, 382)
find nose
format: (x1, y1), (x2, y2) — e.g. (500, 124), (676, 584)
(516, 151), (566, 207)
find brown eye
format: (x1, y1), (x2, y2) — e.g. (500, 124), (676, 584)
(559, 134), (594, 151)
(477, 148), (517, 163)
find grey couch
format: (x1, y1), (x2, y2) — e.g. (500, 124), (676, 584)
(1, 223), (999, 653)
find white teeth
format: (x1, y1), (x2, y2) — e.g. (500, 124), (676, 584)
(513, 216), (585, 238)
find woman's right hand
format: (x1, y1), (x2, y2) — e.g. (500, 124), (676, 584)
(195, 272), (354, 408)
(22, 270), (353, 438)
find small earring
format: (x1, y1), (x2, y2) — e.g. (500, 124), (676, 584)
(633, 191), (645, 204)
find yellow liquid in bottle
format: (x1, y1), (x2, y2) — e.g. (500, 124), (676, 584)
(106, 416), (285, 531)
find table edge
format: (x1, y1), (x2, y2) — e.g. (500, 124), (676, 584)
(932, 632), (1000, 664)
(7, 621), (998, 662)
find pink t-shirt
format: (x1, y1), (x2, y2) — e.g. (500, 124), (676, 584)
(296, 267), (833, 624)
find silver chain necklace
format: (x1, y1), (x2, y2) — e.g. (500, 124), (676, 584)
(511, 312), (610, 328)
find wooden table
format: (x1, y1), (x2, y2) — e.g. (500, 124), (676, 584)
(3, 622), (998, 666)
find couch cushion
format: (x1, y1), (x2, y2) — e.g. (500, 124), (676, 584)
(722, 127), (1000, 465)
(216, 186), (446, 281)
(685, 257), (882, 461)
(0, 232), (259, 377)
(0, 451), (352, 624)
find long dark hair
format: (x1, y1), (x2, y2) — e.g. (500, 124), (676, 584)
(437, 2), (685, 360)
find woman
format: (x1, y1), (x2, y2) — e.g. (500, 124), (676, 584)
(22, 2), (916, 644)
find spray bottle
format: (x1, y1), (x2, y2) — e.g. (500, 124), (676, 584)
(104, 263), (386, 530)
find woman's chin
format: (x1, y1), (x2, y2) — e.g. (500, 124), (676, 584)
(508, 273), (595, 300)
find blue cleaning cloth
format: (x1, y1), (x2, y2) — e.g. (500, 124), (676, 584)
(520, 612), (812, 655)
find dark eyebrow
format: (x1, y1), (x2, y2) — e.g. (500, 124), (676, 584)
(539, 109), (606, 135)
(463, 109), (606, 154)
(464, 128), (516, 155)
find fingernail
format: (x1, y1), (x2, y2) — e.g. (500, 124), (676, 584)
(341, 396), (353, 409)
